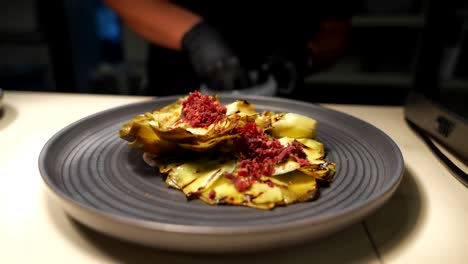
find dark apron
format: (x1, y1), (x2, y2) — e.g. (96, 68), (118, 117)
(145, 1), (350, 96)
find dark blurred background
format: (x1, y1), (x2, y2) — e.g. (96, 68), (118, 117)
(0, 0), (467, 105)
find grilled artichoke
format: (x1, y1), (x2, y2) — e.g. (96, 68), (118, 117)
(143, 138), (335, 210)
(120, 97), (258, 154)
(119, 91), (336, 209)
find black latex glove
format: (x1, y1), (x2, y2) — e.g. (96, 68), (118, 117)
(182, 21), (251, 91)
(263, 45), (319, 95)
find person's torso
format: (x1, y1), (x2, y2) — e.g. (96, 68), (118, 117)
(173, 1), (326, 67)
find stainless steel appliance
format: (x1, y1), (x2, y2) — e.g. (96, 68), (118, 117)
(404, 0), (468, 185)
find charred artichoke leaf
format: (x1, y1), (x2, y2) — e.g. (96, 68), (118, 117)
(142, 153), (188, 174)
(181, 160), (237, 196)
(277, 137), (335, 181)
(153, 98), (249, 137)
(245, 181), (284, 207)
(177, 134), (238, 152)
(198, 170), (318, 209)
(119, 114), (179, 155)
(266, 113), (317, 139)
(270, 171), (318, 203)
(184, 116), (239, 138)
(273, 159), (301, 176)
(226, 100), (258, 117)
(298, 162), (336, 182)
(118, 98), (184, 154)
(153, 115), (239, 142)
(254, 111), (274, 129)
(151, 98), (184, 128)
(120, 98), (260, 154)
(269, 137), (325, 176)
(277, 137), (325, 160)
(156, 155), (319, 209)
(148, 152), (325, 209)
(198, 176), (282, 210)
(162, 157), (237, 191)
(296, 138), (325, 160)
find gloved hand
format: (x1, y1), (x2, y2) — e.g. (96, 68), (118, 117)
(262, 47), (306, 95)
(182, 21), (251, 91)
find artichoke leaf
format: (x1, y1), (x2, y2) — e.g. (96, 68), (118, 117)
(271, 171), (318, 203)
(142, 153), (185, 173)
(298, 162), (336, 182)
(177, 134), (238, 152)
(184, 117), (239, 137)
(163, 157), (237, 191)
(152, 116), (239, 143)
(198, 177), (281, 210)
(199, 170), (318, 210)
(119, 115), (179, 155)
(225, 100), (258, 117)
(297, 138), (325, 160)
(266, 113), (317, 139)
(150, 98), (184, 128)
(181, 160), (237, 196)
(272, 159), (301, 176)
(278, 137), (325, 160)
(270, 137), (326, 176)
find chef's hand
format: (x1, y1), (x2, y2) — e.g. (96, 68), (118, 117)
(263, 47), (315, 95)
(182, 21), (251, 91)
(265, 19), (349, 94)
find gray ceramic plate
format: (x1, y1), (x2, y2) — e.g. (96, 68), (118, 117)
(39, 95), (403, 253)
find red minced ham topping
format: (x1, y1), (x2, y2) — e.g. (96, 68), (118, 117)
(226, 122), (311, 192)
(208, 190), (216, 199)
(181, 91), (227, 128)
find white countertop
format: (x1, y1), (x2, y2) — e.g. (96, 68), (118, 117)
(0, 91), (466, 264)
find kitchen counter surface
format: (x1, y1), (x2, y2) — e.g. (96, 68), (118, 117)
(1, 91), (466, 263)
